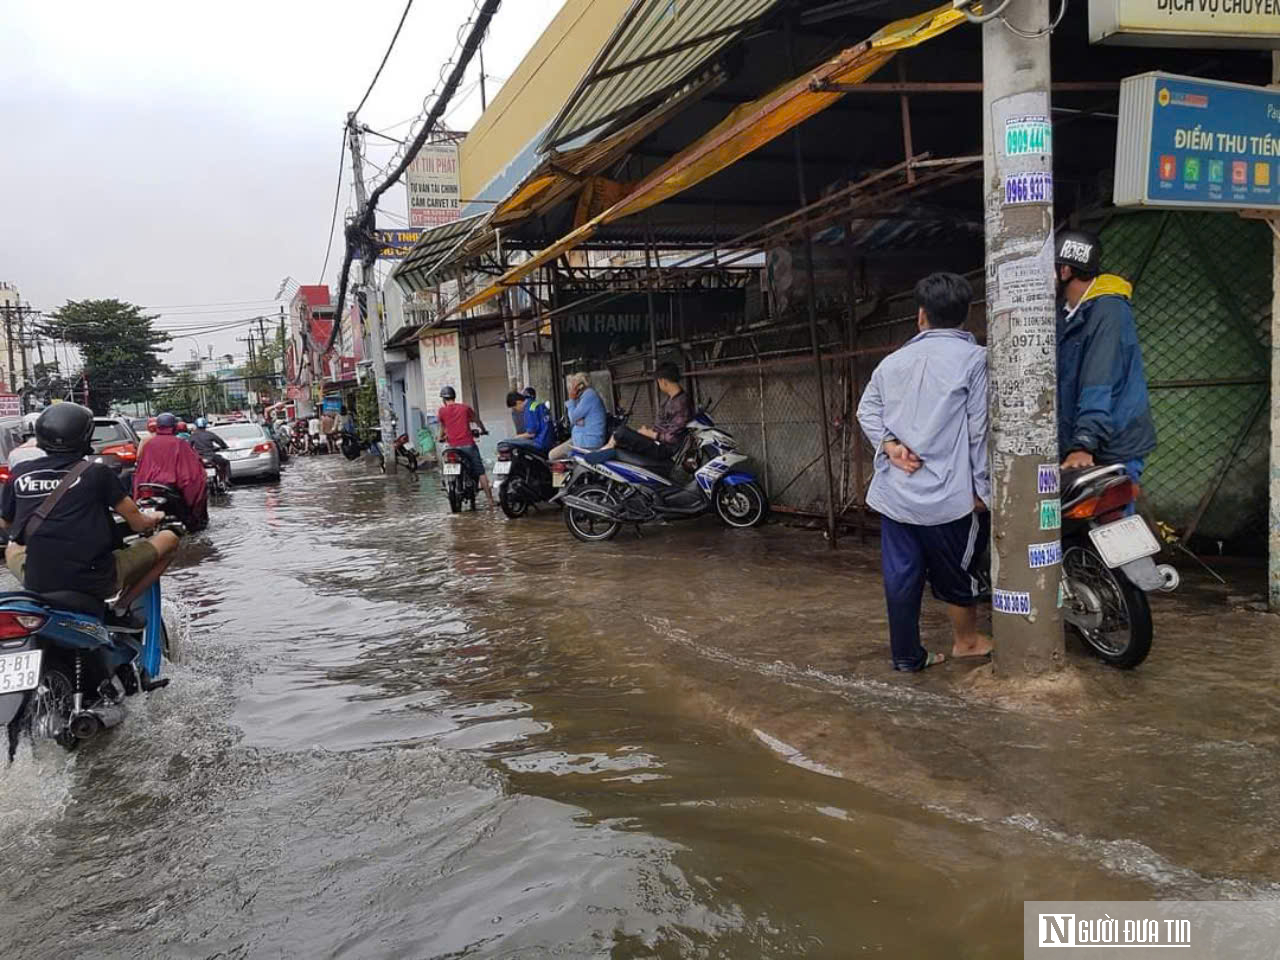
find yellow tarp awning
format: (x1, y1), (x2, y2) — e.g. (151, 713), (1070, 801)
(449, 2), (968, 319)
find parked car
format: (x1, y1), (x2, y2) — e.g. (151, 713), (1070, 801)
(90, 416), (141, 482)
(210, 422), (281, 482)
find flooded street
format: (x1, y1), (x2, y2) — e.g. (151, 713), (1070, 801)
(1, 458), (1276, 958)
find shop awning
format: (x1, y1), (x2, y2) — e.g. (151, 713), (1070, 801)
(540, 0), (783, 152)
(390, 214), (488, 294)
(450, 2), (968, 319)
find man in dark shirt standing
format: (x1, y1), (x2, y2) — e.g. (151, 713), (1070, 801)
(1, 403), (180, 604)
(606, 362), (693, 461)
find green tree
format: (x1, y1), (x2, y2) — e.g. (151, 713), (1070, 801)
(152, 371), (202, 418)
(242, 337), (283, 405)
(40, 299), (170, 414)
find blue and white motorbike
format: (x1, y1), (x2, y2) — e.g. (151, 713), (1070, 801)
(555, 413), (768, 542)
(1, 485), (182, 760)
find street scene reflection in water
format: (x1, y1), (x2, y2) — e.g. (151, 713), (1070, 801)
(0, 461), (1275, 958)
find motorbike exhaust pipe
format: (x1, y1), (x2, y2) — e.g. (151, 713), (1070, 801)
(68, 703), (126, 740)
(1156, 564), (1180, 593)
(559, 495), (621, 522)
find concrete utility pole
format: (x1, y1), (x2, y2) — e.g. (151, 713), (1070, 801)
(1268, 51), (1280, 611)
(981, 0), (1063, 676)
(2, 302), (15, 396)
(16, 305), (30, 406)
(347, 113), (399, 470)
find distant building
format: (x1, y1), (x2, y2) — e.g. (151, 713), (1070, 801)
(0, 283), (34, 396)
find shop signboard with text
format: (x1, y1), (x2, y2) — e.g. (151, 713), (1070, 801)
(373, 230), (422, 260)
(417, 330), (461, 417)
(1091, 0), (1280, 48)
(1115, 72), (1280, 212)
(406, 144), (461, 229)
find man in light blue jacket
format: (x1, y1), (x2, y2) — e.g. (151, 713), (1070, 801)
(857, 272), (992, 672)
(550, 372), (606, 460)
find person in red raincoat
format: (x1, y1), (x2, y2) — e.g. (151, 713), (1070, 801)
(133, 412), (208, 531)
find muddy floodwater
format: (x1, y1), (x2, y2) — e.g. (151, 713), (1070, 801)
(1, 457), (1276, 958)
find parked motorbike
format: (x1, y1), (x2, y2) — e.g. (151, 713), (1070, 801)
(494, 441), (557, 519)
(441, 429), (485, 513)
(554, 412), (768, 542)
(390, 434), (419, 473)
(1058, 464), (1178, 669)
(2, 489), (183, 759)
(201, 455), (230, 497)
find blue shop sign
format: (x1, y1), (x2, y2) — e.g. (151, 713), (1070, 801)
(1115, 72), (1280, 212)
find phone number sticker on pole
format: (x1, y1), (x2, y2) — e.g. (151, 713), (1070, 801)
(1028, 540), (1063, 569)
(1003, 171), (1054, 205)
(1037, 463), (1060, 495)
(993, 589), (1033, 616)
(1039, 499), (1062, 531)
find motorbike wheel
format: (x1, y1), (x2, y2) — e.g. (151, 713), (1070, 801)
(25, 667), (76, 750)
(565, 483), (621, 543)
(714, 481), (768, 528)
(447, 480), (461, 514)
(499, 480), (528, 519)
(1062, 543), (1153, 669)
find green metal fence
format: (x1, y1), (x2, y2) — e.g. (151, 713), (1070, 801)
(1101, 211), (1271, 551)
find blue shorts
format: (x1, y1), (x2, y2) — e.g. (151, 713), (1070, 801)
(880, 512), (990, 671)
(452, 444), (485, 479)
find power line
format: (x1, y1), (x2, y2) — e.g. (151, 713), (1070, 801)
(353, 0), (416, 118)
(328, 0), (502, 354)
(319, 127), (348, 285)
(143, 297), (279, 309)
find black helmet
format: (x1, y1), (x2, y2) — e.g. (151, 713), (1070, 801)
(440, 385), (457, 400)
(1055, 230), (1101, 278)
(35, 402), (94, 455)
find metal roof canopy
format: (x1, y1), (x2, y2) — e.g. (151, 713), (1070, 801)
(540, 0), (783, 152)
(391, 214), (488, 293)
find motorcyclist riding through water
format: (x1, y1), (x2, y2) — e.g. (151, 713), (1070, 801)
(189, 417), (231, 486)
(133, 412), (209, 531)
(0, 403), (181, 609)
(437, 385), (493, 509)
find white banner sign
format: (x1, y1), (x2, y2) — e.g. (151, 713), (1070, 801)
(418, 330), (462, 416)
(406, 144), (461, 229)
(1091, 0), (1280, 48)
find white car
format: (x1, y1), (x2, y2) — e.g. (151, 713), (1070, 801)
(211, 422), (281, 482)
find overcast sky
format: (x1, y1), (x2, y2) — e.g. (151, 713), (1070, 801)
(0, 0), (564, 362)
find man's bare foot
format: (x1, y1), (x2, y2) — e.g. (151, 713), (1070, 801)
(951, 636), (993, 659)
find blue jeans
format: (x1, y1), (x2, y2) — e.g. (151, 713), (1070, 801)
(880, 513), (989, 671)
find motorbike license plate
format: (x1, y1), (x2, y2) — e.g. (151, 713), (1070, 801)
(493, 460), (512, 476)
(1089, 515), (1160, 569)
(552, 472), (567, 488)
(205, 468), (216, 479)
(0, 649), (42, 693)
(443, 463), (462, 476)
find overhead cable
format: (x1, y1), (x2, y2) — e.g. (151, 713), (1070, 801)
(326, 0), (502, 354)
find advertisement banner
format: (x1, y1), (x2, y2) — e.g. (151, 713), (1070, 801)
(373, 229), (422, 260)
(0, 394), (20, 417)
(1091, 0), (1280, 48)
(418, 330), (461, 417)
(1115, 72), (1280, 212)
(406, 144), (462, 229)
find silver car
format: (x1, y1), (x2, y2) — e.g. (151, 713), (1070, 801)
(211, 422), (281, 482)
